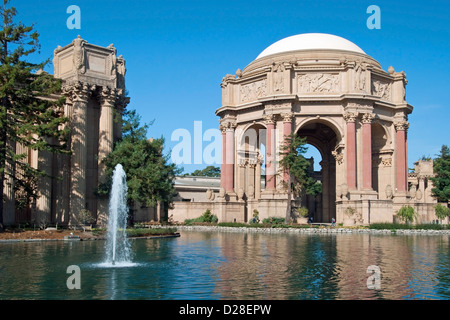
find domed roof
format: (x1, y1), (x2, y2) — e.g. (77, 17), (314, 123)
(256, 33), (366, 60)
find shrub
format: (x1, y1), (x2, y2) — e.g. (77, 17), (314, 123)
(396, 205), (417, 223)
(262, 217), (285, 225)
(184, 209), (218, 225)
(250, 209), (260, 224)
(434, 203), (450, 220)
(296, 207), (309, 218)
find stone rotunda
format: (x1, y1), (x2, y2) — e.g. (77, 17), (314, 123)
(214, 33), (435, 225)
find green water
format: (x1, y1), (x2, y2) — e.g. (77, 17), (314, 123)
(0, 231), (449, 300)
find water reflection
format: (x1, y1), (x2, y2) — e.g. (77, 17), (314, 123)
(0, 232), (448, 300)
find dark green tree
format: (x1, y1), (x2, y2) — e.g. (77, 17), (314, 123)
(98, 109), (181, 220)
(185, 165), (220, 177)
(0, 0), (69, 230)
(430, 145), (450, 202)
(279, 133), (322, 222)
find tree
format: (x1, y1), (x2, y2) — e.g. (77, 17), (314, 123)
(98, 109), (181, 220)
(0, 0), (69, 230)
(430, 145), (450, 202)
(279, 133), (322, 222)
(184, 165), (220, 177)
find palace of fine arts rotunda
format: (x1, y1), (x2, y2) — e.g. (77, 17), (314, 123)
(171, 33), (438, 226)
(1, 34), (440, 227)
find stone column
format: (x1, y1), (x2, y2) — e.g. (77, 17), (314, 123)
(3, 140), (16, 225)
(255, 154), (262, 199)
(97, 87), (116, 225)
(395, 121), (409, 192)
(248, 162), (256, 199)
(68, 82), (91, 226)
(98, 87), (115, 180)
(282, 113), (293, 184)
(361, 113), (374, 190)
(344, 112), (358, 190)
(220, 124), (227, 188)
(264, 114), (276, 190)
(238, 160), (246, 195)
(225, 122), (236, 192)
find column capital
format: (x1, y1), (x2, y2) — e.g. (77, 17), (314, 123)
(343, 112), (358, 123)
(99, 86), (117, 106)
(263, 114), (275, 125)
(361, 112), (375, 124)
(281, 112), (294, 122)
(62, 81), (93, 103)
(394, 120), (409, 131)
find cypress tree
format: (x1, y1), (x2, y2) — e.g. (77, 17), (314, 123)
(0, 0), (69, 230)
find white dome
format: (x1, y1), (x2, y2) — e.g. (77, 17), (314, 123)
(256, 33), (366, 59)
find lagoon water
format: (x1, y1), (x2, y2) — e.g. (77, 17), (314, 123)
(0, 230), (449, 300)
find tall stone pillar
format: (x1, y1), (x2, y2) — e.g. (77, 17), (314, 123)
(248, 162), (256, 198)
(264, 114), (276, 190)
(255, 155), (262, 199)
(225, 122), (236, 192)
(69, 82), (91, 226)
(97, 87), (116, 225)
(361, 113), (374, 190)
(282, 113), (293, 184)
(3, 140), (16, 225)
(344, 112), (358, 190)
(220, 124), (227, 189)
(395, 121), (409, 193)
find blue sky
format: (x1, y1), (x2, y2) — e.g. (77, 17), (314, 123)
(11, 0), (450, 174)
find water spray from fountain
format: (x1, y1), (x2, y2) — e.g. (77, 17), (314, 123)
(104, 164), (132, 266)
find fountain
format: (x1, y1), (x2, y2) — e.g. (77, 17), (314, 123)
(103, 164), (133, 267)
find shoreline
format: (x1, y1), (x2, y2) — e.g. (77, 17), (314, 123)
(0, 225), (448, 243)
(172, 224), (450, 236)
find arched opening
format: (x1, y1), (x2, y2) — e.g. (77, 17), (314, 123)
(237, 124), (266, 199)
(296, 121), (338, 223)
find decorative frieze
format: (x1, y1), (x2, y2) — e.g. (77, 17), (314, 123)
(297, 73), (340, 93)
(240, 79), (267, 102)
(372, 78), (391, 100)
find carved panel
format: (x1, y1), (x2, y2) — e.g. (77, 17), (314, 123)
(297, 73), (340, 93)
(240, 79), (267, 102)
(372, 78), (391, 100)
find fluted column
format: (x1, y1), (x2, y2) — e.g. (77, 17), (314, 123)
(264, 114), (276, 190)
(96, 87), (116, 225)
(255, 154), (262, 199)
(282, 113), (293, 184)
(220, 124), (227, 189)
(225, 122), (236, 192)
(344, 112), (358, 190)
(98, 87), (116, 183)
(3, 140), (16, 225)
(68, 82), (91, 225)
(395, 120), (409, 192)
(362, 113), (374, 190)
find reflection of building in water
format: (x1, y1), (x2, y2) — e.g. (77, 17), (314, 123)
(170, 33), (442, 226)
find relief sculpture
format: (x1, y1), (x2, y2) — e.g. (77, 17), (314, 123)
(297, 73), (340, 93)
(372, 79), (391, 100)
(240, 79), (267, 102)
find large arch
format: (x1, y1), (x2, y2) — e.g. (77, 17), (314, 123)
(295, 119), (339, 222)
